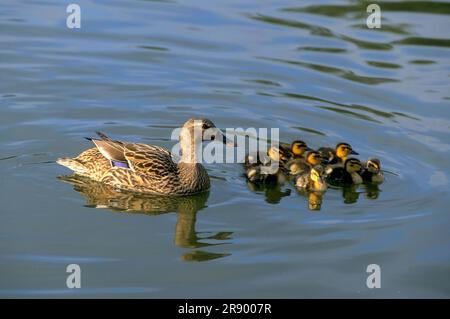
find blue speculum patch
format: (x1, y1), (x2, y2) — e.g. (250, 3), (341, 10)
(112, 161), (129, 168)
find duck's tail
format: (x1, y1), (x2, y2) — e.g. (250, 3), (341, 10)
(56, 157), (89, 175)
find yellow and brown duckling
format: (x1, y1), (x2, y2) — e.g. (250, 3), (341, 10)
(244, 145), (287, 169)
(325, 157), (363, 186)
(245, 164), (282, 185)
(360, 158), (384, 184)
(295, 166), (327, 192)
(284, 150), (324, 175)
(245, 146), (286, 184)
(318, 142), (358, 165)
(279, 140), (311, 161)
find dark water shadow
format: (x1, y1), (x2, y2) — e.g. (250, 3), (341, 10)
(58, 175), (231, 262)
(246, 180), (291, 204)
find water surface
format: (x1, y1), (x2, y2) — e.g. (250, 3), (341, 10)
(1, 0), (450, 298)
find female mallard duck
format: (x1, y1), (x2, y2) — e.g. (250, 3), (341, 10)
(318, 143), (358, 165)
(57, 118), (232, 195)
(295, 166), (327, 192)
(325, 157), (363, 186)
(360, 158), (384, 184)
(284, 150), (324, 175)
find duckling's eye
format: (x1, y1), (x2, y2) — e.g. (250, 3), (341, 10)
(211, 136), (215, 141)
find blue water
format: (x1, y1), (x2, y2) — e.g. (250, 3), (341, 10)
(1, 0), (449, 298)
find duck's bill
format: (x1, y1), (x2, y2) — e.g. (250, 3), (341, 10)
(305, 146), (313, 151)
(350, 150), (359, 155)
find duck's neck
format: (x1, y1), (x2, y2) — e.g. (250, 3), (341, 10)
(178, 138), (210, 193)
(180, 138), (202, 164)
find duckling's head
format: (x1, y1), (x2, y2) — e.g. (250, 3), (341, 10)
(291, 140), (310, 156)
(268, 146), (287, 162)
(344, 158), (362, 173)
(306, 151), (323, 166)
(336, 143), (358, 160)
(367, 158), (381, 174)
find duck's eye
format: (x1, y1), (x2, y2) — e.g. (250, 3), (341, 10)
(211, 136), (215, 141)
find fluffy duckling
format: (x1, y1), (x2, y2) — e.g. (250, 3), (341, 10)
(295, 166), (327, 192)
(244, 146), (287, 169)
(318, 143), (358, 165)
(285, 151), (323, 175)
(245, 146), (285, 184)
(360, 158), (384, 184)
(325, 157), (363, 185)
(246, 165), (280, 184)
(279, 140), (311, 161)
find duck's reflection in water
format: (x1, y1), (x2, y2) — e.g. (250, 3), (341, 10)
(246, 181), (291, 204)
(296, 183), (382, 211)
(295, 189), (324, 211)
(341, 184), (381, 204)
(59, 175), (231, 262)
(341, 185), (360, 204)
(364, 183), (381, 200)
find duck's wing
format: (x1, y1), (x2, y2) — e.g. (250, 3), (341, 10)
(88, 133), (128, 165)
(123, 143), (178, 175)
(89, 132), (177, 174)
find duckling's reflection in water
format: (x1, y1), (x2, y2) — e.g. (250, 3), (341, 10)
(58, 175), (231, 262)
(340, 184), (381, 204)
(364, 183), (381, 200)
(246, 181), (291, 204)
(297, 184), (381, 210)
(294, 189), (324, 211)
(341, 185), (360, 204)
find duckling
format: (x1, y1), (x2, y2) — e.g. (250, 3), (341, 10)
(245, 164), (280, 184)
(360, 158), (384, 184)
(244, 146), (286, 184)
(285, 150), (323, 175)
(279, 140), (311, 161)
(318, 143), (358, 165)
(325, 157), (363, 186)
(295, 166), (327, 192)
(244, 146), (287, 169)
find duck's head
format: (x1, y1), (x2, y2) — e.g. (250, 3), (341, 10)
(267, 146), (287, 162)
(180, 118), (234, 146)
(336, 143), (358, 160)
(344, 158), (362, 173)
(291, 140), (311, 156)
(306, 151), (323, 166)
(366, 158), (381, 174)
